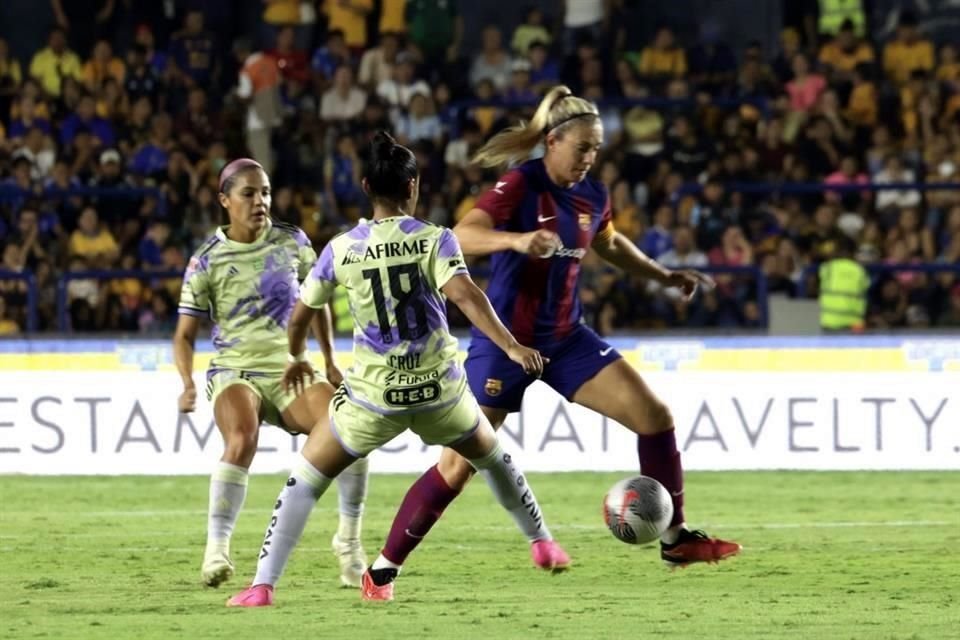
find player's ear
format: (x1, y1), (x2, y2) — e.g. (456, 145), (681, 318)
(408, 176), (419, 200)
(217, 191), (230, 211)
(360, 177), (371, 195)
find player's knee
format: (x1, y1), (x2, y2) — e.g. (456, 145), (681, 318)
(645, 399), (674, 433)
(437, 452), (476, 491)
(222, 426), (259, 465)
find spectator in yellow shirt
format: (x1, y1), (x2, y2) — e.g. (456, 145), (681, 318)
(846, 63), (877, 127)
(379, 0), (406, 35)
(818, 19), (873, 82)
(29, 27), (82, 97)
(82, 39), (125, 93)
(325, 0), (373, 53)
(637, 27), (687, 85)
(0, 297), (19, 336)
(882, 11), (933, 86)
(69, 205), (119, 268)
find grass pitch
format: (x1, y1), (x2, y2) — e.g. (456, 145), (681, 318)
(1, 471), (958, 639)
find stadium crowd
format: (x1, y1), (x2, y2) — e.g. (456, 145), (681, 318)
(0, 0), (959, 335)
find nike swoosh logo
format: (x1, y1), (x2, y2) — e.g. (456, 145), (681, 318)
(671, 490), (684, 497)
(599, 347), (613, 356)
(538, 214), (556, 223)
(494, 180), (508, 194)
(404, 528), (424, 539)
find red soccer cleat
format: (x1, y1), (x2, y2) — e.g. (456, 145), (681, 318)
(226, 584), (274, 607)
(361, 570), (395, 602)
(660, 529), (741, 569)
(530, 539), (571, 572)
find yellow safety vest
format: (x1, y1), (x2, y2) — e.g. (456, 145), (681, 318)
(819, 258), (869, 330)
(332, 285), (353, 334)
(819, 0), (866, 36)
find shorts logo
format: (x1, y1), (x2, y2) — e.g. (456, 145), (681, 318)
(484, 378), (502, 397)
(578, 213), (592, 230)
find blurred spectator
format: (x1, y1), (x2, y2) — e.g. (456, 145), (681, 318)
(320, 65), (367, 122)
(470, 26), (512, 93)
(0, 296), (19, 335)
(29, 27), (82, 98)
(50, 0), (117, 59)
(393, 91), (442, 147)
(235, 38), (282, 173)
(882, 11), (934, 87)
(83, 39), (125, 93)
(358, 31), (400, 91)
(526, 41), (560, 93)
(69, 205), (119, 268)
(169, 10), (218, 89)
(817, 19), (873, 86)
(323, 132), (364, 221)
(873, 154), (921, 211)
(267, 25), (310, 86)
(405, 0), (462, 69)
(324, 0), (373, 55)
(786, 54), (826, 113)
(376, 52), (429, 110)
(561, 0), (607, 54)
(0, 37), (23, 121)
(636, 27), (687, 87)
(511, 7), (551, 57)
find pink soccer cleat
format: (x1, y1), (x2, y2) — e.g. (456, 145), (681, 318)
(531, 539), (571, 572)
(361, 570), (395, 602)
(226, 584), (274, 607)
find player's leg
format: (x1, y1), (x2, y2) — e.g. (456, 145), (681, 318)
(229, 390), (400, 607)
(280, 380), (369, 587)
(363, 396), (568, 601)
(565, 339), (741, 567)
(203, 377), (263, 587)
(374, 342), (532, 575)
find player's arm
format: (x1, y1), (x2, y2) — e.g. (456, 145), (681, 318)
(309, 303), (343, 386)
(441, 274), (545, 376)
(454, 170), (559, 257)
(173, 314), (200, 412)
(591, 229), (714, 300)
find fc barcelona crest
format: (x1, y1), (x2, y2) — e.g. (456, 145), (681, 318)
(484, 378), (503, 397)
(578, 213), (592, 231)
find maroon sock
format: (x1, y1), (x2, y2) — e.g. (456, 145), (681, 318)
(636, 429), (685, 528)
(382, 464), (461, 565)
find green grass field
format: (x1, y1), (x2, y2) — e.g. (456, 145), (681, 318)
(2, 471), (958, 639)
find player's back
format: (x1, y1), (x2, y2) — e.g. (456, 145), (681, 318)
(323, 216), (469, 414)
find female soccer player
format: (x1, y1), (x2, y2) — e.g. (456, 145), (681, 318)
(174, 158), (369, 589)
(226, 132), (568, 607)
(380, 85), (741, 569)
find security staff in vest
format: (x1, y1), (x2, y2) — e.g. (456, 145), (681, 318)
(818, 234), (869, 331)
(819, 0), (866, 36)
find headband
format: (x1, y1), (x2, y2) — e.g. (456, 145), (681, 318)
(542, 111), (597, 135)
(219, 158), (263, 192)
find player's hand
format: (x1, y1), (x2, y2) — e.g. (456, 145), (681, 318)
(178, 385), (197, 413)
(282, 361), (317, 396)
(662, 269), (715, 301)
(325, 361), (344, 387)
(507, 344), (549, 377)
(514, 230), (561, 258)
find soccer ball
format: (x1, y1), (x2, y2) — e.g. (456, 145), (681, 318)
(603, 476), (674, 545)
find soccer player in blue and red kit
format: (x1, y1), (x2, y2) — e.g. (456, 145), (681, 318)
(366, 85), (741, 576)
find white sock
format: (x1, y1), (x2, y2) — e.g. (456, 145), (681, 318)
(370, 553), (401, 572)
(252, 456), (333, 586)
(336, 457), (368, 541)
(206, 462), (249, 553)
(470, 443), (552, 543)
(661, 523), (685, 545)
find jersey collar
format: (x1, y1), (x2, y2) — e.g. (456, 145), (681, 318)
(216, 218), (273, 247)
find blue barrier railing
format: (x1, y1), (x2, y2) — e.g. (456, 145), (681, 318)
(0, 185), (169, 217)
(0, 269), (38, 332)
(677, 181), (960, 196)
(56, 270), (183, 332)
(802, 262), (960, 290)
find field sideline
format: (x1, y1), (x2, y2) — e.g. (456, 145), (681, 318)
(1, 471), (958, 639)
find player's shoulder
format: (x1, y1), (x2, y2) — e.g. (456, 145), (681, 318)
(191, 231), (225, 261)
(269, 220), (311, 247)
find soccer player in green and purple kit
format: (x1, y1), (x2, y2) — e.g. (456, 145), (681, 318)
(173, 159), (369, 589)
(226, 132), (569, 607)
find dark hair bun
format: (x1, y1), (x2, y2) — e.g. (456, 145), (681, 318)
(371, 131), (398, 160)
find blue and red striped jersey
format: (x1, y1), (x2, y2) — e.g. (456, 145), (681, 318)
(471, 158), (615, 345)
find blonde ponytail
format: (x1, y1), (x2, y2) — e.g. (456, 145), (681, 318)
(471, 85), (600, 168)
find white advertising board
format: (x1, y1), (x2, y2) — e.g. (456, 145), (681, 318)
(0, 371), (956, 474)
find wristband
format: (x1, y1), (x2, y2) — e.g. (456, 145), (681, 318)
(287, 352), (309, 364)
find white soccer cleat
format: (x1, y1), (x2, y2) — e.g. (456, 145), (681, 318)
(201, 548), (235, 588)
(331, 534), (367, 588)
